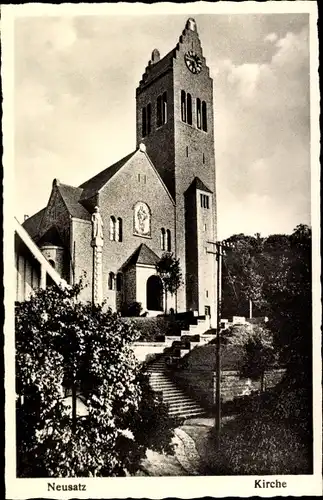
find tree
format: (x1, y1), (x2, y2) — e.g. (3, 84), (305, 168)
(225, 323), (278, 392)
(222, 234), (267, 318)
(156, 252), (183, 314)
(265, 224), (312, 383)
(15, 283), (177, 477)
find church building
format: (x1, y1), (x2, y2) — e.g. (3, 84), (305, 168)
(23, 18), (218, 324)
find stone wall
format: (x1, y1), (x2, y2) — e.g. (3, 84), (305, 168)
(132, 342), (166, 363)
(171, 368), (286, 411)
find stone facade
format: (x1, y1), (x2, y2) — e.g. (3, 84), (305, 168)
(22, 18), (218, 323)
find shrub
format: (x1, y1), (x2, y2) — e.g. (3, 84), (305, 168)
(126, 316), (187, 342)
(16, 284), (177, 477)
(203, 380), (312, 475)
(121, 301), (142, 317)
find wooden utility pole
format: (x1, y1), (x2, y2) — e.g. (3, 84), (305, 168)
(215, 241), (223, 448)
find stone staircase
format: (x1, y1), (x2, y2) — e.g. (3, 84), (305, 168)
(147, 355), (206, 419)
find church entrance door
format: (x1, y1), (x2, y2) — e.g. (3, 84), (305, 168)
(146, 275), (163, 311)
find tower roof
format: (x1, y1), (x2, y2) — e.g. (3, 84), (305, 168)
(186, 176), (213, 194)
(136, 17), (210, 95)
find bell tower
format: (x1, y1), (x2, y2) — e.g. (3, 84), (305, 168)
(136, 18), (217, 323)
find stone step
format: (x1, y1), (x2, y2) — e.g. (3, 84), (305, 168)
(148, 368), (206, 420)
(150, 381), (176, 386)
(167, 401), (202, 410)
(169, 408), (206, 417)
(153, 390), (185, 397)
(162, 394), (195, 402)
(151, 385), (180, 392)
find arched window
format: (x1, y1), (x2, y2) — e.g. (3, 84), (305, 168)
(108, 272), (115, 291)
(187, 93), (192, 125)
(142, 107), (147, 138)
(181, 90), (186, 122)
(162, 92), (167, 124)
(156, 95), (162, 127)
(160, 228), (166, 250)
(202, 100), (207, 132)
(166, 229), (171, 251)
(48, 259), (55, 269)
(157, 93), (167, 127)
(147, 103), (152, 135)
(110, 216), (116, 241)
(117, 217), (123, 242)
(116, 273), (123, 292)
(196, 98), (201, 129)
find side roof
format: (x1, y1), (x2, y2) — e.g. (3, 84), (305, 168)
(22, 208), (46, 240)
(79, 151), (137, 201)
(23, 146), (174, 232)
(122, 243), (159, 269)
(57, 182), (91, 220)
(15, 218), (69, 289)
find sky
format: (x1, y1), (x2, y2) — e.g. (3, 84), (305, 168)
(13, 8), (313, 239)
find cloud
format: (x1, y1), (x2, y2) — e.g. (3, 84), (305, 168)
(13, 15), (311, 238)
(215, 26), (310, 237)
(264, 32), (278, 43)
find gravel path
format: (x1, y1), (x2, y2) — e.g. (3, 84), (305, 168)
(139, 419), (211, 476)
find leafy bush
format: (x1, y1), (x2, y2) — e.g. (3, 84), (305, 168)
(16, 283), (177, 477)
(203, 381), (312, 475)
(121, 301), (142, 317)
(224, 323), (278, 391)
(126, 316), (188, 342)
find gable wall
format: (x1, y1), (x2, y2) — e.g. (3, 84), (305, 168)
(98, 151), (175, 304)
(39, 186), (71, 249)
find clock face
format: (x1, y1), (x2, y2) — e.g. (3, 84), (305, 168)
(184, 50), (202, 74)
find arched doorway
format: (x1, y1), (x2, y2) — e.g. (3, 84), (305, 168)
(146, 275), (163, 311)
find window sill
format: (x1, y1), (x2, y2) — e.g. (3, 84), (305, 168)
(180, 120), (208, 134)
(133, 233), (152, 240)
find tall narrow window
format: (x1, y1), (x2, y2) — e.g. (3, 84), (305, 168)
(181, 90), (186, 122)
(116, 273), (123, 292)
(166, 229), (171, 251)
(203, 153), (205, 164)
(200, 194), (210, 209)
(117, 217), (123, 242)
(142, 107), (147, 137)
(108, 272), (115, 290)
(196, 98), (201, 129)
(162, 92), (167, 124)
(160, 228), (166, 250)
(156, 95), (162, 127)
(187, 93), (192, 125)
(147, 103), (152, 135)
(202, 101), (207, 132)
(186, 146), (189, 157)
(110, 216), (116, 241)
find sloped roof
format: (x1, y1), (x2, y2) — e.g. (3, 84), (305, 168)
(37, 226), (64, 247)
(122, 243), (159, 268)
(79, 150), (137, 201)
(15, 218), (69, 289)
(57, 183), (91, 220)
(190, 176), (213, 193)
(22, 208), (46, 240)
